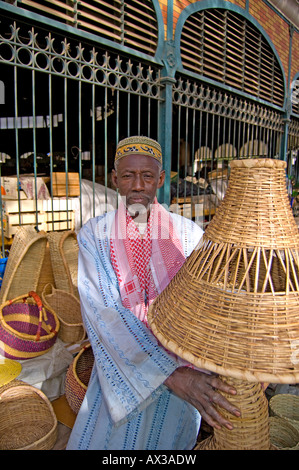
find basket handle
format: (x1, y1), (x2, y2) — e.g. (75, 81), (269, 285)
(28, 291), (51, 341)
(28, 291), (43, 309)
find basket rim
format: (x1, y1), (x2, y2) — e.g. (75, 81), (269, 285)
(72, 343), (92, 391)
(0, 292), (60, 342)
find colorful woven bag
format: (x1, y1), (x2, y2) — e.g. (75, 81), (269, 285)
(0, 291), (60, 360)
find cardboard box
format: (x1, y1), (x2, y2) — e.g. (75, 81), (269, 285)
(1, 177), (27, 200)
(52, 173), (80, 197)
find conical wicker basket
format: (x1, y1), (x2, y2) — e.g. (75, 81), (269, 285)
(65, 343), (94, 414)
(47, 231), (79, 299)
(148, 158), (299, 384)
(0, 226), (48, 303)
(42, 283), (85, 344)
(148, 158), (299, 451)
(0, 379), (57, 450)
(269, 394), (299, 432)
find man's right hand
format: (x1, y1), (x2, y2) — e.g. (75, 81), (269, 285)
(164, 367), (241, 430)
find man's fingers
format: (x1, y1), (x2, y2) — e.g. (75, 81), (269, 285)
(197, 396), (235, 430)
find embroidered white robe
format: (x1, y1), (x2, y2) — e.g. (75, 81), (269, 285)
(67, 206), (203, 450)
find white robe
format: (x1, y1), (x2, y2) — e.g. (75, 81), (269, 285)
(67, 210), (203, 450)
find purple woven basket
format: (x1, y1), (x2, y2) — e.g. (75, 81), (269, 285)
(0, 291), (60, 360)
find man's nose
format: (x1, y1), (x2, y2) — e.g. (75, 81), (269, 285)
(132, 174), (145, 190)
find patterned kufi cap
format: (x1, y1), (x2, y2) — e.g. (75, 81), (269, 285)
(115, 136), (162, 165)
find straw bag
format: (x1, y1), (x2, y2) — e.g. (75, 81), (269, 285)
(65, 343), (94, 414)
(269, 416), (299, 450)
(0, 226), (48, 303)
(0, 379), (57, 450)
(269, 394), (299, 432)
(48, 230), (79, 298)
(42, 283), (85, 343)
(0, 291), (59, 360)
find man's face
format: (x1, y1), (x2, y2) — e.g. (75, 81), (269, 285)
(112, 154), (165, 216)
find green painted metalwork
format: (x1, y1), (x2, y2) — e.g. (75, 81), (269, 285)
(0, 0), (298, 254)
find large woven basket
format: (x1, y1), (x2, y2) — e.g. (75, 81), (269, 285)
(0, 379), (57, 450)
(148, 158), (299, 384)
(0, 291), (59, 360)
(269, 394), (299, 432)
(269, 416), (299, 450)
(48, 230), (79, 299)
(0, 226), (48, 303)
(65, 343), (94, 414)
(42, 283), (85, 343)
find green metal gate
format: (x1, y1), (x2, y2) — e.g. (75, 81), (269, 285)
(0, 0), (298, 253)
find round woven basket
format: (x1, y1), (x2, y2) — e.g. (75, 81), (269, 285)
(0, 379), (57, 450)
(42, 283), (85, 344)
(65, 343), (94, 414)
(269, 394), (299, 432)
(269, 416), (299, 450)
(0, 291), (59, 360)
(48, 230), (79, 299)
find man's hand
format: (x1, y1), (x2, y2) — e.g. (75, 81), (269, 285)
(164, 367), (241, 430)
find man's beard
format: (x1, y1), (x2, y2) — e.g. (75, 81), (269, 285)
(127, 201), (150, 222)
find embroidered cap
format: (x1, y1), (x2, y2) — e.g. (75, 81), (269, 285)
(115, 136), (162, 165)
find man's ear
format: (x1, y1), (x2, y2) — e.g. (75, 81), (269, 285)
(111, 168), (118, 189)
(157, 169), (165, 189)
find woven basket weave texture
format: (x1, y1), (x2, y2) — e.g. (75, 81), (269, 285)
(148, 159), (299, 384)
(0, 291), (59, 360)
(42, 283), (85, 343)
(0, 379), (57, 450)
(48, 231), (79, 299)
(65, 343), (94, 414)
(0, 226), (48, 303)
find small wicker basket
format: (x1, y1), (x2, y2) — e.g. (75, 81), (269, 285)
(269, 416), (299, 450)
(0, 379), (57, 450)
(65, 343), (94, 414)
(42, 283), (85, 344)
(269, 394), (299, 432)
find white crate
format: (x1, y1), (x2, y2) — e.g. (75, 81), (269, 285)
(46, 210), (75, 232)
(1, 198), (77, 236)
(4, 212), (47, 238)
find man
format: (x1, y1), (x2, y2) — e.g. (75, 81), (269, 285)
(67, 136), (240, 450)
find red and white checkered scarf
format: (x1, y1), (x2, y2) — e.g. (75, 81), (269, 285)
(110, 198), (186, 327)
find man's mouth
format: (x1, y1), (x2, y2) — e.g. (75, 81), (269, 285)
(128, 195), (150, 205)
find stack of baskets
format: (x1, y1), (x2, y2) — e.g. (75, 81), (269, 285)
(0, 228), (84, 348)
(0, 227), (86, 450)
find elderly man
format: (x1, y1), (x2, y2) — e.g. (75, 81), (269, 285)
(67, 136), (239, 450)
